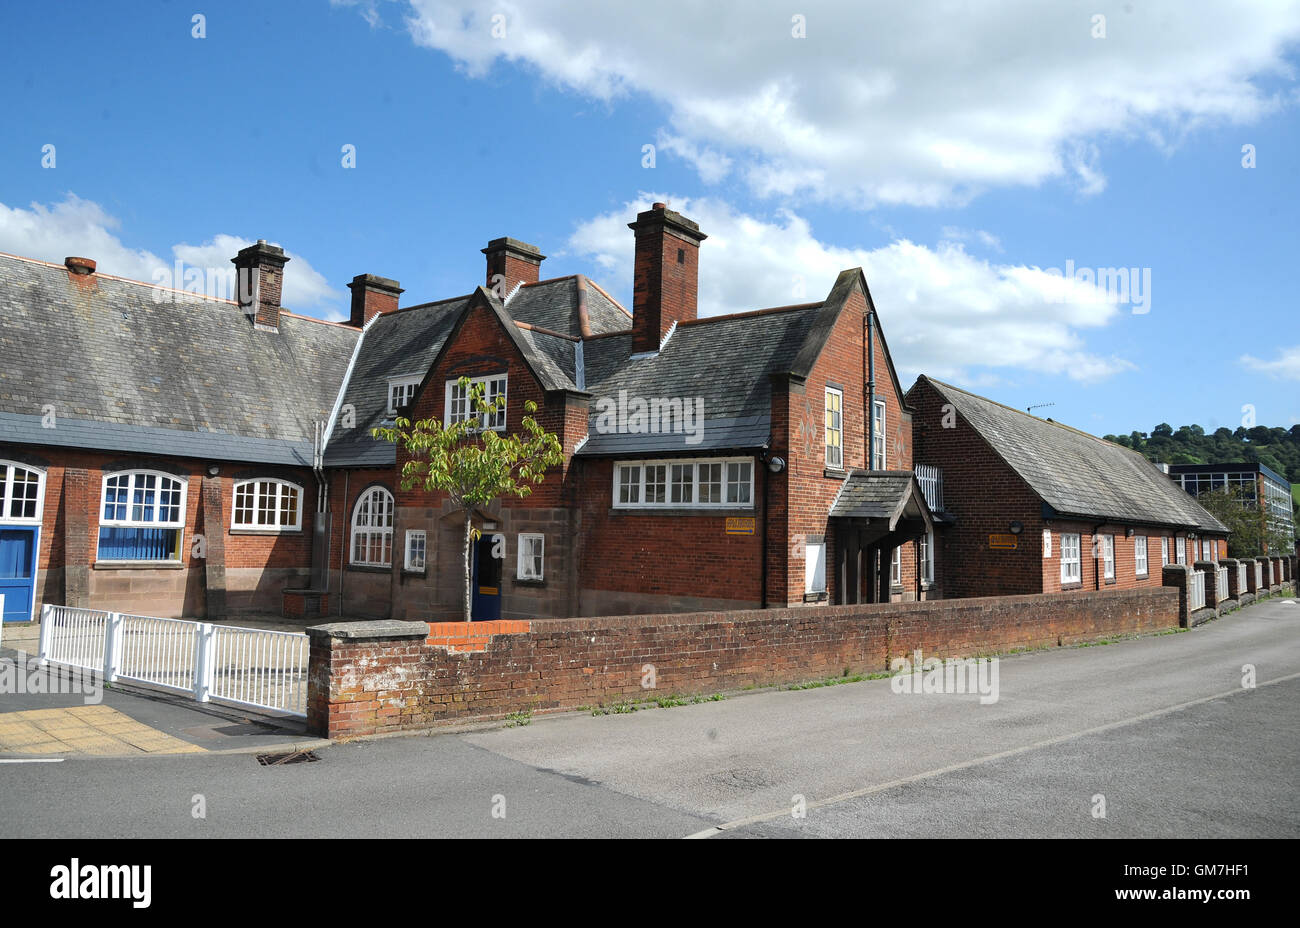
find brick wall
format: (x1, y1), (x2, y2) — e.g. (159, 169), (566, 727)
(3, 443), (318, 619)
(306, 586), (1178, 738)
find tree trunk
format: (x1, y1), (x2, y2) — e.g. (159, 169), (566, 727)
(463, 509), (474, 623)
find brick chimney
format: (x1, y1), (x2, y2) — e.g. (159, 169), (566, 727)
(232, 240), (289, 331)
(482, 238), (544, 299)
(629, 203), (706, 354)
(347, 274), (403, 327)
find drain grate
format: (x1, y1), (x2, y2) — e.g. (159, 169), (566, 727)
(256, 750), (320, 766)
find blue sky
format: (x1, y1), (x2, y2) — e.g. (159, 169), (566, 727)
(2, 0), (1298, 441)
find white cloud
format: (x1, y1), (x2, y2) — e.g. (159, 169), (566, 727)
(0, 195), (344, 319)
(1241, 346), (1300, 381)
(567, 193), (1136, 384)
(402, 0), (1300, 207)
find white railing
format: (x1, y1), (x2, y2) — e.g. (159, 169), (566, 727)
(1256, 562), (1264, 589)
(915, 464), (943, 513)
(1238, 562), (1248, 593)
(116, 615), (200, 696)
(1189, 571), (1206, 611)
(1217, 566), (1229, 602)
(1266, 560), (1275, 586)
(39, 606), (112, 674)
(209, 624), (309, 717)
(39, 606), (308, 717)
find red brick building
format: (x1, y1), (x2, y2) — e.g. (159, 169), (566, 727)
(0, 205), (1225, 624)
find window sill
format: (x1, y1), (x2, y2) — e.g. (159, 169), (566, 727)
(401, 568), (426, 577)
(514, 577), (546, 587)
(230, 528), (303, 536)
(1060, 581), (1083, 591)
(347, 564), (392, 574)
(1104, 578), (1117, 585)
(803, 592), (828, 603)
(823, 468), (847, 479)
(94, 560), (185, 570)
(608, 507), (755, 517)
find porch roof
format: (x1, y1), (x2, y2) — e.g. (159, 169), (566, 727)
(829, 469), (934, 533)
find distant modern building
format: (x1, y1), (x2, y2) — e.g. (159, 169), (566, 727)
(1168, 462), (1295, 555)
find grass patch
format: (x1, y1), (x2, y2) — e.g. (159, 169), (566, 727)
(504, 710), (532, 727)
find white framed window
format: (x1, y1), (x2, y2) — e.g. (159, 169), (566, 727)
(517, 533), (544, 581)
(1101, 534), (1115, 580)
(805, 540), (826, 594)
(404, 530), (426, 571)
(825, 387), (843, 469)
(1176, 537), (1186, 565)
(388, 375), (423, 416)
(890, 547), (901, 585)
(872, 400), (886, 469)
(351, 486), (394, 567)
(445, 374), (507, 430)
(1135, 536), (1148, 577)
(1042, 528), (1052, 558)
(1061, 533), (1081, 584)
(613, 458), (754, 510)
(920, 531), (934, 583)
(231, 479), (302, 531)
(0, 461), (45, 523)
(98, 470), (187, 562)
(1161, 537), (1169, 566)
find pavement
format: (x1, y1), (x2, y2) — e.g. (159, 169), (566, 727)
(2, 596), (1296, 838)
(0, 650), (323, 758)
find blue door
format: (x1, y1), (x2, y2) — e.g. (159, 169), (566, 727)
(470, 535), (502, 622)
(0, 527), (36, 623)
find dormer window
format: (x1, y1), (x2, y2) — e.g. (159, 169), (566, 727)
(387, 375), (423, 416)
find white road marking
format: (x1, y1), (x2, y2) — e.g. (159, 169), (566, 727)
(0, 758), (66, 764)
(683, 671), (1300, 838)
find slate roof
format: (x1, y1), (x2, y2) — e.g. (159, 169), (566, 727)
(0, 253), (356, 465)
(507, 276), (631, 337)
(829, 471), (921, 520)
(917, 377), (1229, 533)
(323, 296), (467, 467)
(576, 304), (823, 455)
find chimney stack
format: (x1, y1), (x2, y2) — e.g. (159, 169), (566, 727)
(348, 274), (404, 327)
(629, 203), (706, 354)
(232, 240), (289, 331)
(482, 238), (544, 299)
(64, 256), (96, 275)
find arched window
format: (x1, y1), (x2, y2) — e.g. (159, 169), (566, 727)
(351, 486), (393, 567)
(98, 470), (187, 562)
(0, 461), (45, 523)
(231, 479), (303, 531)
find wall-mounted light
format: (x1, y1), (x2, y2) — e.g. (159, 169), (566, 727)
(1126, 527), (1135, 537)
(206, 464), (220, 477)
(1008, 521), (1023, 535)
(767, 456), (786, 474)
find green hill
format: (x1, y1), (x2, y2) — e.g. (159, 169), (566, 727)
(1102, 423), (1300, 486)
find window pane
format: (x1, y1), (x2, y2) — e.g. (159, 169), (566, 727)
(645, 465), (666, 504)
(699, 462), (722, 504)
(671, 463), (693, 504)
(618, 466), (641, 504)
(726, 462), (751, 504)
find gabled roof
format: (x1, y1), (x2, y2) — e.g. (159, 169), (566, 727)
(0, 252), (356, 466)
(507, 275), (630, 337)
(576, 303), (822, 455)
(829, 470), (933, 528)
(322, 295), (468, 467)
(916, 377), (1229, 533)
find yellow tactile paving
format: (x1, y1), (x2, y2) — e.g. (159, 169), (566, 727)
(0, 706), (205, 756)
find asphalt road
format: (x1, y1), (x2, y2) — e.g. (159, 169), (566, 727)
(3, 598), (1298, 838)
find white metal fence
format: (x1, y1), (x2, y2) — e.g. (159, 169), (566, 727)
(39, 605), (308, 717)
(1256, 562), (1264, 589)
(1217, 566), (1229, 603)
(1189, 571), (1206, 611)
(1238, 562), (1248, 593)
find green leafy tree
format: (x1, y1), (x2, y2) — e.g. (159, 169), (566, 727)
(1195, 486), (1293, 557)
(373, 377), (564, 622)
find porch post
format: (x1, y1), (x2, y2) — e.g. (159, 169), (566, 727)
(878, 543), (893, 604)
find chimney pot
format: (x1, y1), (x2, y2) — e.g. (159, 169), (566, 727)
(652, 202), (667, 210)
(64, 256), (96, 275)
(348, 274), (404, 327)
(482, 237), (545, 298)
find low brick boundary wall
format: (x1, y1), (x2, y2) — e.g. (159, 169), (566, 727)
(305, 587), (1178, 739)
